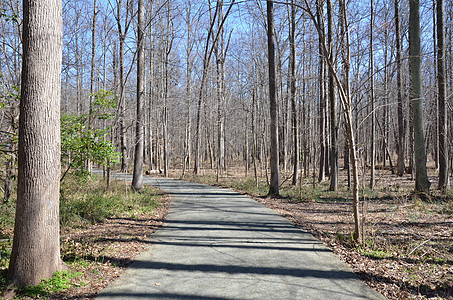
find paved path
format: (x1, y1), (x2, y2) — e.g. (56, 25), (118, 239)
(96, 171), (385, 300)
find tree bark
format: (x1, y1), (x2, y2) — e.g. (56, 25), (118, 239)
(369, 0), (376, 189)
(290, 0), (298, 186)
(88, 0), (97, 129)
(327, 0), (338, 191)
(409, 0), (431, 193)
(317, 0), (326, 183)
(132, 0), (145, 191)
(267, 0), (279, 196)
(396, 0), (405, 176)
(8, 0), (66, 285)
(437, 0), (449, 191)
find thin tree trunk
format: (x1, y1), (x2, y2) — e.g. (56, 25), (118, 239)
(370, 0), (376, 189)
(290, 0), (298, 186)
(437, 0), (449, 191)
(132, 0), (145, 191)
(88, 0), (97, 129)
(327, 0), (338, 191)
(396, 0), (405, 176)
(182, 1), (193, 179)
(317, 0), (326, 183)
(267, 0), (279, 196)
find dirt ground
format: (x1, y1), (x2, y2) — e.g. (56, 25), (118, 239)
(256, 195), (452, 299)
(3, 168), (451, 299)
(32, 193), (171, 300)
(179, 167), (453, 300)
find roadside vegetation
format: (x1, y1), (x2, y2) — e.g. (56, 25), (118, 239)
(0, 173), (167, 299)
(181, 168), (453, 300)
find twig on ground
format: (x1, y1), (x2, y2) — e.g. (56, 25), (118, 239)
(408, 239), (431, 256)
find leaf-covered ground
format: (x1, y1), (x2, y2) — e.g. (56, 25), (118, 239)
(2, 171), (452, 299)
(181, 169), (453, 299)
(256, 196), (452, 299)
(24, 193), (172, 300)
(0, 176), (171, 300)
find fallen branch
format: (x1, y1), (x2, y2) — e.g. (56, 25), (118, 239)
(408, 239), (431, 256)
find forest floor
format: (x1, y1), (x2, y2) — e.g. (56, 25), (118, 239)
(178, 166), (453, 300)
(0, 175), (171, 299)
(0, 168), (452, 299)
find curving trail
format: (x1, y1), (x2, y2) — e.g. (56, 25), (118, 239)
(96, 171), (385, 300)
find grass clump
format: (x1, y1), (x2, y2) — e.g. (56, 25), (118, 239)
(229, 177), (268, 196)
(60, 173), (161, 227)
(18, 270), (83, 298)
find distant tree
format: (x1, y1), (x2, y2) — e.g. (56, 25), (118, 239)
(8, 0), (66, 285)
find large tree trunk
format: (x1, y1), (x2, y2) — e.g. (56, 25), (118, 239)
(267, 0), (279, 196)
(8, 0), (66, 285)
(409, 0), (431, 193)
(437, 0), (449, 191)
(132, 0), (145, 191)
(396, 0), (405, 176)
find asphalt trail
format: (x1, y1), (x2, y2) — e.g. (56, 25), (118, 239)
(96, 171), (385, 300)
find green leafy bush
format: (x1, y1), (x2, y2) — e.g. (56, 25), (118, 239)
(61, 89), (120, 181)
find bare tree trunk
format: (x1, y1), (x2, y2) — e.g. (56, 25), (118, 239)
(290, 0), (298, 186)
(409, 0), (431, 193)
(163, 1), (173, 178)
(252, 86), (258, 186)
(194, 0), (235, 174)
(182, 1), (193, 179)
(267, 0), (279, 196)
(115, 0), (132, 173)
(301, 0), (360, 241)
(437, 0), (449, 191)
(88, 0), (97, 129)
(87, 0), (98, 174)
(396, 0), (405, 176)
(132, 0), (145, 191)
(8, 0), (66, 285)
(369, 0), (376, 189)
(327, 0), (338, 191)
(216, 0), (225, 182)
(317, 0), (326, 183)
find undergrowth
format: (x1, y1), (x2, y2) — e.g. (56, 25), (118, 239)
(17, 270), (84, 298)
(60, 174), (160, 227)
(0, 172), (163, 298)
